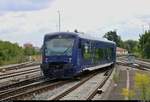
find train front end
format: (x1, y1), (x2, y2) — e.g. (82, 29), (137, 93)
(40, 32), (78, 79)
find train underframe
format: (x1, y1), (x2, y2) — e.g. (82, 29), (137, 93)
(40, 61), (115, 79)
(40, 62), (78, 79)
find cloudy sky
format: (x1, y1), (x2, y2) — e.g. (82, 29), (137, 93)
(0, 0), (150, 47)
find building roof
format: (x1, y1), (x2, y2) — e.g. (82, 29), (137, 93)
(117, 47), (127, 51)
(23, 43), (33, 48)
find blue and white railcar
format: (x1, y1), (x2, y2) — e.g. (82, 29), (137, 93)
(40, 32), (116, 78)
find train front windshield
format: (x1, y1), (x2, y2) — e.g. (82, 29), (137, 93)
(45, 36), (75, 56)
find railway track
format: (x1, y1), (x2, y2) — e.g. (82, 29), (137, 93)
(0, 66), (41, 91)
(0, 67), (113, 101)
(136, 58), (150, 63)
(0, 66), (40, 80)
(0, 75), (43, 93)
(48, 71), (99, 100)
(118, 56), (150, 67)
(87, 68), (113, 100)
(117, 59), (150, 71)
(0, 61), (40, 72)
(49, 68), (113, 100)
(0, 79), (69, 101)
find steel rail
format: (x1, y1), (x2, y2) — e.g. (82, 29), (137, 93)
(1, 80), (69, 101)
(0, 62), (32, 69)
(0, 79), (50, 99)
(0, 69), (40, 80)
(87, 68), (113, 100)
(0, 66), (40, 77)
(49, 70), (108, 100)
(1, 67), (113, 101)
(0, 62), (40, 72)
(0, 75), (43, 93)
(118, 56), (150, 66)
(116, 60), (150, 71)
(136, 58), (150, 63)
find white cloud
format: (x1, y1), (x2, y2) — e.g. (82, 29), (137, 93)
(0, 0), (150, 47)
(0, 0), (52, 11)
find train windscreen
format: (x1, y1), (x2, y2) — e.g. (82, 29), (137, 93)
(45, 36), (75, 56)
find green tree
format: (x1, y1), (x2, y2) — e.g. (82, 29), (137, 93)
(24, 47), (34, 56)
(139, 30), (150, 59)
(0, 40), (25, 65)
(103, 30), (123, 47)
(124, 40), (138, 53)
(0, 40), (41, 66)
(24, 46), (40, 56)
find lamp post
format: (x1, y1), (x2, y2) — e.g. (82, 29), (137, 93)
(57, 10), (61, 32)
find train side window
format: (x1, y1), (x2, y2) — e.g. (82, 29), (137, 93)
(102, 48), (105, 59)
(108, 48), (110, 58)
(94, 48), (99, 64)
(107, 48), (113, 60)
(107, 48), (111, 60)
(82, 42), (91, 60)
(99, 48), (104, 60)
(110, 48), (113, 59)
(103, 48), (107, 60)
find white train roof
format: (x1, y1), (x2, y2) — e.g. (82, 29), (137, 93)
(77, 32), (115, 44)
(45, 32), (116, 44)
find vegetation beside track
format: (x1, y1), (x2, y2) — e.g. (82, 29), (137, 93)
(104, 30), (150, 59)
(121, 71), (150, 100)
(0, 40), (41, 66)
